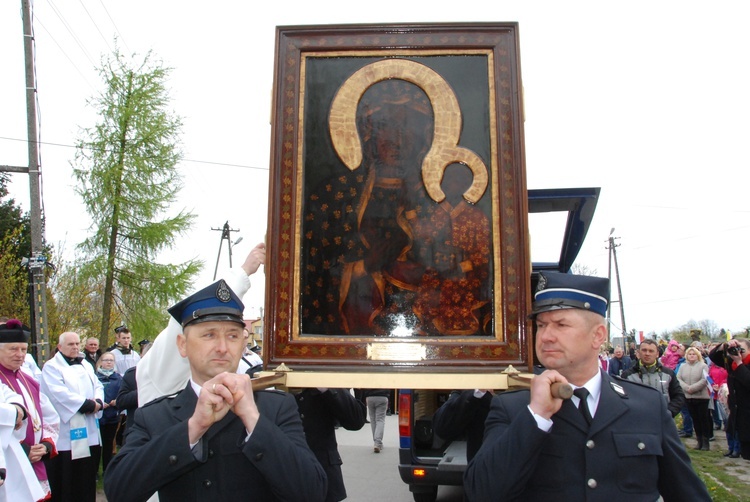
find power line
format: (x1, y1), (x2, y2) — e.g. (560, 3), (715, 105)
(0, 135), (269, 171)
(607, 318), (624, 337)
(0, 136), (73, 148)
(46, 0), (97, 68)
(632, 204), (750, 214)
(77, 0), (113, 54)
(96, 0), (130, 53)
(183, 158), (269, 171)
(32, 15), (96, 92)
(630, 286), (750, 306)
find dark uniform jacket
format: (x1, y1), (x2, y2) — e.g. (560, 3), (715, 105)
(104, 384), (327, 502)
(432, 389), (492, 461)
(464, 371), (710, 502)
(115, 366), (138, 438)
(295, 388), (366, 502)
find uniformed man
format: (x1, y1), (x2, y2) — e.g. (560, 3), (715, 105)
(293, 388), (366, 502)
(137, 339), (151, 356)
(432, 388), (492, 462)
(136, 242), (266, 405)
(103, 280), (327, 502)
(464, 271), (711, 501)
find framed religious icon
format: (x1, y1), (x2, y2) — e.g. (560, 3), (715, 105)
(265, 23), (531, 371)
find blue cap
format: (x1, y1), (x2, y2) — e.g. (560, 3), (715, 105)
(168, 280), (245, 328)
(530, 272), (609, 318)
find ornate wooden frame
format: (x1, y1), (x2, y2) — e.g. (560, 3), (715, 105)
(265, 23), (531, 371)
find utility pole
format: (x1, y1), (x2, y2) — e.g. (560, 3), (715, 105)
(211, 221), (241, 280)
(606, 229), (626, 347)
(0, 1), (50, 363)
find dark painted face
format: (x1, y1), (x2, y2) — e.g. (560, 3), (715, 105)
(441, 163), (473, 203)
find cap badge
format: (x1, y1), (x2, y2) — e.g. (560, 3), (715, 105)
(216, 280), (232, 303)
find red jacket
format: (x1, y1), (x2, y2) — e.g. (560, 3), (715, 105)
(709, 363), (728, 387)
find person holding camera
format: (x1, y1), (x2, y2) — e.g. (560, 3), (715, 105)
(709, 338), (750, 459)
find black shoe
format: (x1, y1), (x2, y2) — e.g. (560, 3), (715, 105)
(729, 451), (741, 458)
(709, 436), (715, 442)
(694, 437), (704, 450)
(678, 431), (693, 438)
(724, 451), (734, 457)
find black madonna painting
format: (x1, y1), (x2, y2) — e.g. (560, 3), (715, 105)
(267, 24), (530, 368)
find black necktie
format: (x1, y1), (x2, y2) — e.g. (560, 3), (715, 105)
(573, 387), (593, 426)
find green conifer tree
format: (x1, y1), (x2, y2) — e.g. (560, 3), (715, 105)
(73, 47), (201, 346)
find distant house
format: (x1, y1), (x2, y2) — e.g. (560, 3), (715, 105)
(244, 317), (263, 351)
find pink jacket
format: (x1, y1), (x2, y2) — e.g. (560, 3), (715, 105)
(708, 363), (728, 387)
(660, 340), (681, 370)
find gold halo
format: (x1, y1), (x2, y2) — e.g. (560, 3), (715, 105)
(328, 59), (488, 204)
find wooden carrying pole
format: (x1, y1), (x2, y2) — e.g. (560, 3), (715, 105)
(248, 367), (570, 397)
(251, 371), (508, 391)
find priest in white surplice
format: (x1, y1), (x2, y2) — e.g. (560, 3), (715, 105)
(0, 381), (45, 502)
(0, 319), (59, 500)
(41, 332), (103, 502)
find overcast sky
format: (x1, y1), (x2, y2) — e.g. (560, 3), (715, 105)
(1, 0), (748, 338)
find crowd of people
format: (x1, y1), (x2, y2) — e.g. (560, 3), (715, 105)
(436, 273), (746, 500)
(0, 242), (748, 501)
(596, 335), (749, 459)
(462, 271), (711, 501)
(0, 317), (152, 501)
(0, 241), (375, 502)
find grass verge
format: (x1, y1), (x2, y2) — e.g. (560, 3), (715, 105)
(686, 447), (748, 501)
